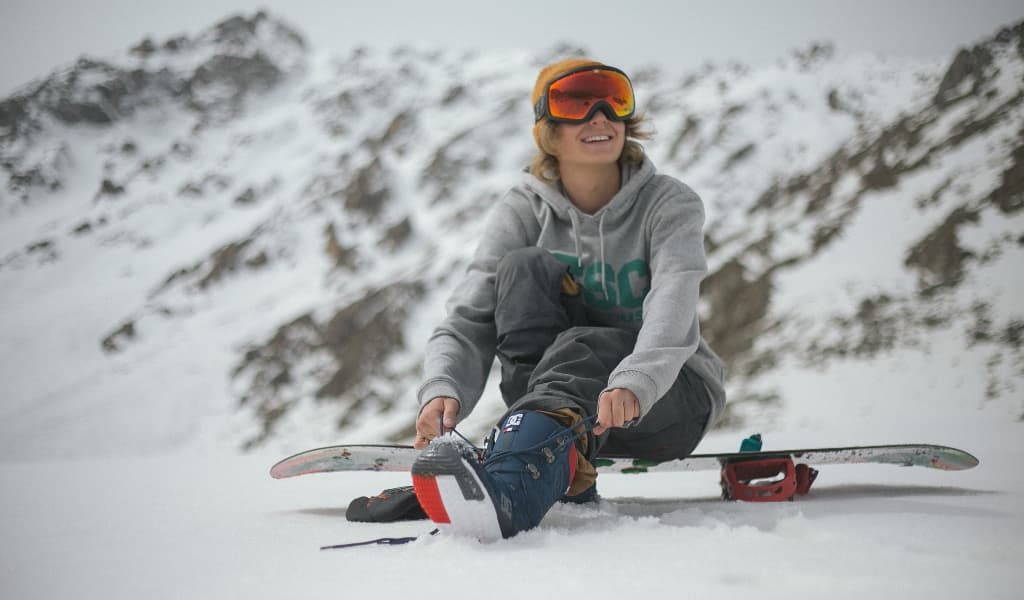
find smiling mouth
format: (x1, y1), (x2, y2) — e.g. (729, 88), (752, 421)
(582, 135), (612, 143)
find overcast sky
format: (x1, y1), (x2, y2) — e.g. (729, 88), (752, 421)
(1, 0), (1023, 95)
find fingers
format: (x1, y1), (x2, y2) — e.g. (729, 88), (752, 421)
(612, 393), (626, 426)
(414, 396), (460, 449)
(415, 407), (436, 439)
(593, 393), (613, 435)
(442, 397), (460, 432)
(414, 399), (442, 446)
(594, 389), (640, 435)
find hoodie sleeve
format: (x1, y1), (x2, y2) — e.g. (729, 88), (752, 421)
(604, 181), (708, 418)
(417, 196), (534, 420)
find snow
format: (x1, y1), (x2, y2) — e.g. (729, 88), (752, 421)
(1, 421), (1021, 599)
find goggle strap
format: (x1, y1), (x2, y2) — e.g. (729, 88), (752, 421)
(533, 97), (546, 122)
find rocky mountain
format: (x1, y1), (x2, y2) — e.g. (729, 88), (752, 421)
(0, 12), (1020, 458)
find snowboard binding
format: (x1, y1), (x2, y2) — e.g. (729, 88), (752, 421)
(720, 434), (819, 502)
(720, 457), (818, 501)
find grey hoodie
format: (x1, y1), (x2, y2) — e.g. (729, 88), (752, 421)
(418, 155), (726, 429)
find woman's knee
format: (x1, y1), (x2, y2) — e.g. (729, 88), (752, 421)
(496, 247), (564, 283)
(550, 326), (636, 352)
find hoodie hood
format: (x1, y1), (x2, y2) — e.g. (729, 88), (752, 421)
(519, 155), (657, 224)
(516, 156), (658, 296)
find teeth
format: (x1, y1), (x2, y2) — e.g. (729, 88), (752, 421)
(583, 136), (611, 143)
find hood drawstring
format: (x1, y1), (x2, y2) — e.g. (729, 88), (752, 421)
(568, 210), (583, 271)
(598, 211), (609, 300)
(567, 208), (611, 301)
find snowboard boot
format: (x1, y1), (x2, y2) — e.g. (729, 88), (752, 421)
(411, 411), (576, 541)
(346, 485), (427, 522)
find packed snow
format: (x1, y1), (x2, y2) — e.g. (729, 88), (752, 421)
(1, 419), (1020, 599)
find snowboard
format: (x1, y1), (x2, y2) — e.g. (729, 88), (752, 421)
(270, 442), (978, 479)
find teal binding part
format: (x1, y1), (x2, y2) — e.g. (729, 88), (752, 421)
(740, 433), (763, 453)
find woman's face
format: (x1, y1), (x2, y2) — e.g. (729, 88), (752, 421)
(552, 110), (626, 169)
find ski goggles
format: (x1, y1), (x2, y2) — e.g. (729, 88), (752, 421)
(533, 65), (636, 123)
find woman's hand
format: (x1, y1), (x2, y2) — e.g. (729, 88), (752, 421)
(593, 388), (640, 435)
(413, 396), (460, 449)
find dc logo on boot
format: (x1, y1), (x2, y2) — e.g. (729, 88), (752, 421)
(502, 413), (524, 432)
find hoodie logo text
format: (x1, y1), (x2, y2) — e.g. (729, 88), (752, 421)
(552, 253), (650, 316)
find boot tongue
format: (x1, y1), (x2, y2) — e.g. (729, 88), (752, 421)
(490, 411), (562, 454)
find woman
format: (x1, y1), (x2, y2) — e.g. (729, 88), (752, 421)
(409, 58), (726, 540)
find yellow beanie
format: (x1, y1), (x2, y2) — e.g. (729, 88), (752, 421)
(531, 57), (605, 151)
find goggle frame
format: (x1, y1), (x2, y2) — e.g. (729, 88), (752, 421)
(533, 65), (636, 124)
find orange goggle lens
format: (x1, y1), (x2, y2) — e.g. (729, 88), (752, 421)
(537, 67), (635, 123)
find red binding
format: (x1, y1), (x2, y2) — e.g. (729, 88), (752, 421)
(720, 457), (818, 502)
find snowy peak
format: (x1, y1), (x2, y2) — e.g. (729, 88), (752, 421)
(0, 12), (307, 204)
(934, 21), (1024, 108)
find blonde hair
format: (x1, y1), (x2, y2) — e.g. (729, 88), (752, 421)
(528, 57), (654, 183)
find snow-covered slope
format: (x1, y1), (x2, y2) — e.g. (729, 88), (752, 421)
(1, 425), (1020, 599)
(0, 12), (1021, 460)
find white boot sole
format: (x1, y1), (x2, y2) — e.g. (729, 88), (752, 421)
(412, 448), (505, 542)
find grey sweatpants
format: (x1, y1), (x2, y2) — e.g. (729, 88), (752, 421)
(493, 247), (712, 462)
